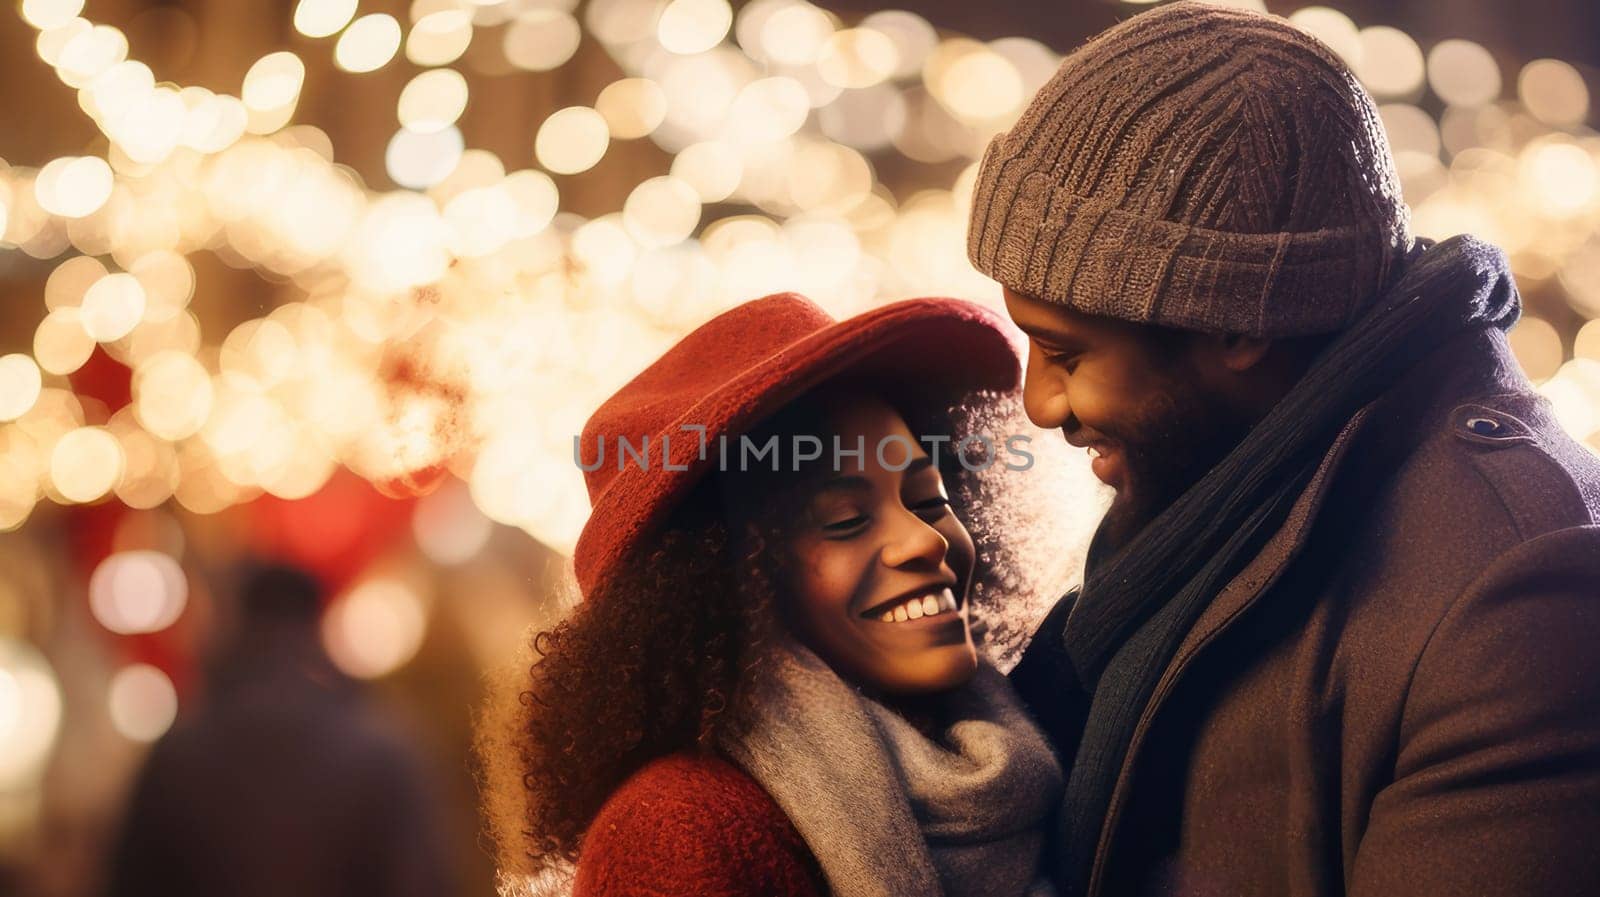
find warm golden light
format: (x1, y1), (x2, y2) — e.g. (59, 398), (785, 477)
(33, 155), (112, 218)
(20, 0), (85, 31)
(596, 79), (668, 140)
(292, 0), (358, 39)
(241, 51), (305, 112)
(657, 0), (733, 55)
(1356, 26), (1425, 98)
(406, 9), (474, 67)
(398, 69), (469, 134)
(88, 550), (187, 635)
(817, 28), (899, 89)
(80, 272), (146, 342)
(334, 14), (402, 73)
(1427, 39), (1501, 108)
(671, 140), (743, 202)
(386, 125), (466, 189)
(503, 9), (582, 72)
(1287, 7), (1362, 70)
(1519, 59), (1591, 127)
(0, 356), (43, 423)
(133, 351), (214, 441)
(1510, 316), (1564, 381)
(535, 106), (610, 175)
(49, 426), (124, 503)
(33, 308), (95, 376)
(107, 663), (177, 742)
(321, 579), (429, 679)
(623, 176), (702, 247)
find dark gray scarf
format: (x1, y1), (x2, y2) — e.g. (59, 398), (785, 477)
(1051, 234), (1521, 895)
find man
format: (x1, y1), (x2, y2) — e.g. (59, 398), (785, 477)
(967, 3), (1600, 896)
(106, 564), (457, 897)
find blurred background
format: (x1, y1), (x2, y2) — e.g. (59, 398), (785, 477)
(1, 0), (1598, 895)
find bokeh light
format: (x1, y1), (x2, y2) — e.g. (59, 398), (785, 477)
(535, 106), (610, 174)
(0, 355), (44, 422)
(88, 550), (188, 634)
(398, 69), (469, 134)
(1519, 59), (1591, 127)
(334, 13), (401, 73)
(0, 0), (1593, 592)
(321, 578), (429, 679)
(107, 663), (177, 742)
(503, 9), (582, 72)
(0, 638), (62, 790)
(292, 0), (357, 39)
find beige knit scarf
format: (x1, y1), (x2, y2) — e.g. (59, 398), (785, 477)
(719, 640), (1064, 897)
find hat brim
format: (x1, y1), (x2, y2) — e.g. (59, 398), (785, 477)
(573, 297), (1022, 595)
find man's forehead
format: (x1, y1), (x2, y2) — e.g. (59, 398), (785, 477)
(1002, 287), (1098, 337)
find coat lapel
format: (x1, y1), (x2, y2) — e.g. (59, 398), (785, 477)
(1082, 404), (1376, 896)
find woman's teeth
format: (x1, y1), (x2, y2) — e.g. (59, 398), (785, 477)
(877, 588), (959, 623)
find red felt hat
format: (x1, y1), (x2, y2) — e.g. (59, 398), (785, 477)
(572, 292), (1022, 597)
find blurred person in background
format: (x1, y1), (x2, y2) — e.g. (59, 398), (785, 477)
(970, 3), (1600, 896)
(103, 563), (456, 897)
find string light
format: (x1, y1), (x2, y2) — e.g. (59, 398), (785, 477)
(0, 0), (1595, 560)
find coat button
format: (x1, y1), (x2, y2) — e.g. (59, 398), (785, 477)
(1465, 416), (1504, 436)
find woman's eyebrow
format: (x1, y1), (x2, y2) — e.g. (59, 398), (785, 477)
(816, 474), (872, 494)
(814, 454), (932, 491)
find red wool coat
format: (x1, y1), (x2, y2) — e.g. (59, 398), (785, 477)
(574, 753), (827, 897)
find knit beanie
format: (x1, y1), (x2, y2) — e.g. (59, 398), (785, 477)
(967, 0), (1414, 337)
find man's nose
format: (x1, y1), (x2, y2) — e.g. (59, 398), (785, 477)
(1023, 360), (1072, 429)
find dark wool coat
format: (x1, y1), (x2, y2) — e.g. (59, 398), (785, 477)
(575, 753), (826, 897)
(1014, 326), (1600, 897)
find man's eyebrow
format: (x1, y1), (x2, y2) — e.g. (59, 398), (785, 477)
(905, 455), (934, 475)
(1014, 320), (1085, 346)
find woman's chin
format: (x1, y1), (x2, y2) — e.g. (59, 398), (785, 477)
(869, 640), (981, 697)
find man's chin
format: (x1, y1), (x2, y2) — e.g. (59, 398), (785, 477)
(1091, 491), (1154, 562)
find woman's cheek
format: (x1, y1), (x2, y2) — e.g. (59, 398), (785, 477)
(789, 540), (867, 627)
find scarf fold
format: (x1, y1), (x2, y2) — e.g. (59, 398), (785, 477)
(720, 640), (1064, 897)
(1052, 233), (1522, 895)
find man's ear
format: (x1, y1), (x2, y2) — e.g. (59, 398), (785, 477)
(1209, 333), (1273, 373)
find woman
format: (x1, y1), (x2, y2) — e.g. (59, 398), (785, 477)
(496, 292), (1063, 897)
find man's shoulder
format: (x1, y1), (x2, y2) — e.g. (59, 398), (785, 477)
(1380, 387), (1600, 544)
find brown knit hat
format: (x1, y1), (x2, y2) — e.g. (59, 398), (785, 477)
(968, 0), (1413, 337)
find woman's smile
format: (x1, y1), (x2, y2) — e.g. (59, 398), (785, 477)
(861, 585), (959, 623)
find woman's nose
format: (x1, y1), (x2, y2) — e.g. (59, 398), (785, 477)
(879, 507), (949, 569)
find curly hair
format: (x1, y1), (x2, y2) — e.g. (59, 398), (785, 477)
(510, 475), (784, 865)
(497, 382), (1063, 874)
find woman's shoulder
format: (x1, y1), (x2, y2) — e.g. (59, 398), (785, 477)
(575, 752), (825, 897)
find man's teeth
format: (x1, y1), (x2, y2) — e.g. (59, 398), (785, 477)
(877, 588), (959, 623)
(1087, 446), (1102, 459)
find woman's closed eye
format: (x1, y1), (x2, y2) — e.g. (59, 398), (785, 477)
(820, 497), (945, 535)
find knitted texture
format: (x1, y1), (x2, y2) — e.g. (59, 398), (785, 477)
(573, 753), (824, 897)
(968, 0), (1413, 337)
(572, 293), (1020, 596)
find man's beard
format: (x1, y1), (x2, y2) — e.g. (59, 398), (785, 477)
(1091, 384), (1256, 562)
